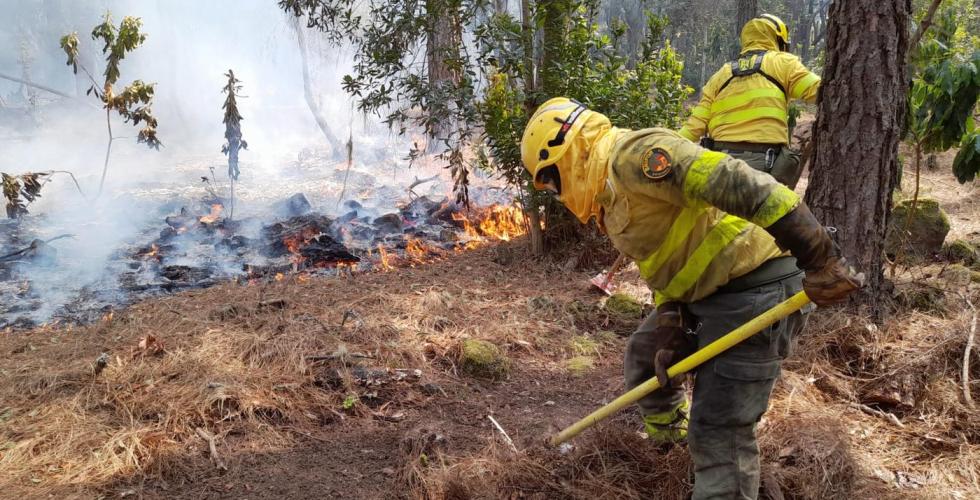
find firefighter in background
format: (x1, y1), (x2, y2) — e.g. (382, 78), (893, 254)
(521, 98), (862, 499)
(679, 14), (820, 189)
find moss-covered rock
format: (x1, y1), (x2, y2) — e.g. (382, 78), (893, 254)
(943, 239), (978, 267)
(459, 339), (509, 380)
(895, 284), (946, 314)
(565, 356), (595, 376)
(885, 198), (950, 263)
(605, 293), (644, 318)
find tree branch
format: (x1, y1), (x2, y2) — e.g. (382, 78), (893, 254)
(962, 296), (976, 409)
(0, 71), (73, 99)
(909, 0), (944, 54)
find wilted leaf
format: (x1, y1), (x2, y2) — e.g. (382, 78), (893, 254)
(135, 334), (165, 357)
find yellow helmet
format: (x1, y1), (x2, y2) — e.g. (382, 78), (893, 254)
(521, 97), (591, 192)
(758, 13), (790, 48)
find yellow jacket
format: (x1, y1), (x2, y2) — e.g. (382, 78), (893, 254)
(678, 19), (821, 145)
(596, 128), (800, 304)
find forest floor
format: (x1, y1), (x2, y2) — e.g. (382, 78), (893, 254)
(1, 161), (979, 499)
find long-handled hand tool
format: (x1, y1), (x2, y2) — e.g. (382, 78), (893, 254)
(550, 290), (811, 446)
(589, 252), (628, 295)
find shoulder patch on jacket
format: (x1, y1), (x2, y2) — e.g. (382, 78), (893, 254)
(641, 148), (673, 181)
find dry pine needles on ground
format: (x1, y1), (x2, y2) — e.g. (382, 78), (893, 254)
(0, 241), (978, 499)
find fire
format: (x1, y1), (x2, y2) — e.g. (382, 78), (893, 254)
(199, 204), (224, 224)
(376, 244), (393, 271)
(139, 243), (159, 259)
(282, 226), (320, 266)
(451, 204), (528, 248)
(405, 238), (428, 262)
(477, 204), (527, 242)
(274, 273), (285, 282)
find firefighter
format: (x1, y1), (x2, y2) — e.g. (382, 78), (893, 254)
(521, 98), (862, 499)
(679, 14), (820, 188)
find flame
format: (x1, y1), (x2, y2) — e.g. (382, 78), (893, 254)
(477, 204), (527, 241)
(376, 244), (393, 271)
(450, 204), (528, 248)
(405, 238), (428, 262)
(274, 273), (285, 282)
(452, 212), (479, 239)
(282, 226), (320, 266)
(199, 204), (224, 224)
(139, 243), (159, 259)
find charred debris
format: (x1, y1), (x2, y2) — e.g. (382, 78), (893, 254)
(0, 192), (525, 330)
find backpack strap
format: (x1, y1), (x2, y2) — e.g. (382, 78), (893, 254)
(717, 51), (786, 97)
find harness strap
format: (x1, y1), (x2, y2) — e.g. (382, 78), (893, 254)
(717, 51), (786, 97)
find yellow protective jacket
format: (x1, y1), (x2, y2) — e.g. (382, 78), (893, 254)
(678, 19), (821, 145)
(596, 127), (800, 305)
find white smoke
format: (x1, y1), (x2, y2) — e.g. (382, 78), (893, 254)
(0, 0), (452, 326)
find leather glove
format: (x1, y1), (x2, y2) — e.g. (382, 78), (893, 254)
(803, 257), (865, 306)
(651, 302), (696, 388)
(766, 203), (865, 306)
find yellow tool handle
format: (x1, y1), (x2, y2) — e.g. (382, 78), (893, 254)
(550, 290), (811, 446)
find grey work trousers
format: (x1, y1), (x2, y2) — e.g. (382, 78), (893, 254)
(624, 274), (809, 500)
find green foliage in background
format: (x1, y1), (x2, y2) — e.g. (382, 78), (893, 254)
(475, 5), (690, 210)
(60, 12), (160, 150)
(907, 7), (980, 183)
(281, 0), (690, 219)
(59, 11), (160, 197)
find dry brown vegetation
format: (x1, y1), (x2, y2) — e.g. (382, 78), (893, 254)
(1, 166), (978, 499)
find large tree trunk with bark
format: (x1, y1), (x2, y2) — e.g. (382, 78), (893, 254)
(804, 0), (912, 320)
(731, 0), (757, 58)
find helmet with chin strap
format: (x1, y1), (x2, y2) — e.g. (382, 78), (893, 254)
(520, 97), (593, 194)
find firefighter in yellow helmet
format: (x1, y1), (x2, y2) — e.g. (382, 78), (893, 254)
(679, 14), (820, 189)
(522, 98), (862, 499)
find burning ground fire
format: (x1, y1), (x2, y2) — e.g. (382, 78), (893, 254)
(0, 192), (529, 330)
(453, 204), (528, 243)
(368, 203), (528, 272)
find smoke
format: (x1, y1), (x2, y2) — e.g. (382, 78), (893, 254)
(0, 0), (454, 327)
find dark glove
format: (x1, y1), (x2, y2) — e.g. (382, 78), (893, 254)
(803, 257), (865, 306)
(651, 302), (696, 388)
(766, 203), (865, 306)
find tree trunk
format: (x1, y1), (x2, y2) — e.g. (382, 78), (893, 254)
(731, 0), (757, 58)
(803, 0), (912, 320)
(521, 0), (544, 256)
(290, 16), (343, 157)
(540, 0), (571, 94)
(799, 0), (816, 64)
(425, 0), (463, 145)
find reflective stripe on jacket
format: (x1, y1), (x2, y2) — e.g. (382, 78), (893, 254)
(597, 128), (800, 304)
(679, 21), (820, 145)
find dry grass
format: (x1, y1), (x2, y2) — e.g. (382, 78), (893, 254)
(0, 243), (625, 497)
(1, 235), (979, 498)
(412, 423), (693, 500)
